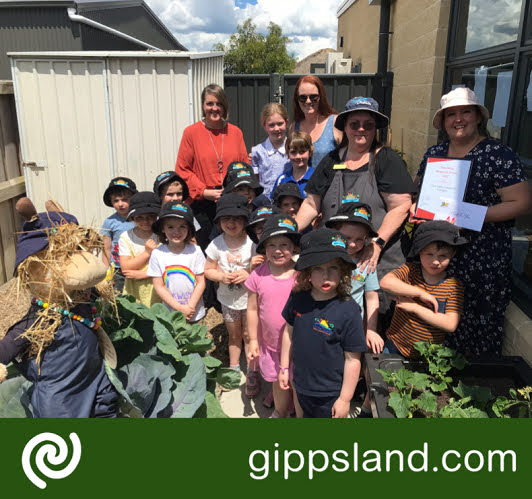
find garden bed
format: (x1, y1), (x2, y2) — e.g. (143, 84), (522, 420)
(364, 349), (532, 418)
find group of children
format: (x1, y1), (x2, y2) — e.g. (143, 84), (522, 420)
(100, 102), (468, 419)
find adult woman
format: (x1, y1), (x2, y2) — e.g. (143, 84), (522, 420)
(175, 84), (248, 249)
(290, 75), (343, 168)
(415, 87), (532, 358)
(296, 96), (416, 321)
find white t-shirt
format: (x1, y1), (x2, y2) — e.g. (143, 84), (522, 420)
(147, 243), (206, 322)
(118, 229), (158, 260)
(205, 234), (256, 310)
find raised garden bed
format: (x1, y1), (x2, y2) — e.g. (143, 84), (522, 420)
(364, 347), (532, 419)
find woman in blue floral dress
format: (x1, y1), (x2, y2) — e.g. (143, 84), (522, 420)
(415, 88), (532, 358)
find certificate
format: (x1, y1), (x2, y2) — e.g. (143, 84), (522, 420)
(415, 157), (487, 231)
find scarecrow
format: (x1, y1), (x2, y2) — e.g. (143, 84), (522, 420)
(0, 198), (117, 417)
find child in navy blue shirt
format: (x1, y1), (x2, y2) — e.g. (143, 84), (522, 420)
(279, 228), (367, 418)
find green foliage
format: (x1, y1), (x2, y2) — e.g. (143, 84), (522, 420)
(215, 19), (296, 74)
(98, 295), (235, 418)
(0, 375), (33, 418)
(492, 387), (532, 419)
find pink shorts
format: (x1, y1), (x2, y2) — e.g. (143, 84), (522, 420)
(259, 342), (293, 383)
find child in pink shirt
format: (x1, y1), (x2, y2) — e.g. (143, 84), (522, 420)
(246, 214), (302, 418)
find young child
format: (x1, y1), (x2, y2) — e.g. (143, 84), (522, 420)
(251, 103), (291, 198)
(325, 202), (382, 418)
(101, 177), (137, 292)
(380, 220), (467, 358)
(118, 191), (161, 308)
(271, 130), (315, 199)
(246, 215), (302, 417)
(204, 193), (259, 391)
(279, 228), (367, 418)
(272, 181), (304, 218)
(153, 170), (201, 233)
(148, 202), (206, 322)
(222, 162), (271, 211)
(245, 206), (278, 271)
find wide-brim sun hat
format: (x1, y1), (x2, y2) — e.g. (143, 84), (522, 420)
(223, 169), (264, 197)
(334, 96), (389, 131)
(324, 201), (378, 237)
(153, 171), (189, 200)
(223, 161), (255, 187)
(103, 177), (137, 207)
(271, 181), (303, 206)
(256, 214), (301, 254)
(294, 228), (355, 271)
(126, 192), (161, 221)
(152, 201), (195, 234)
(214, 193), (249, 223)
(245, 206), (279, 243)
(408, 220), (469, 258)
(432, 87), (489, 131)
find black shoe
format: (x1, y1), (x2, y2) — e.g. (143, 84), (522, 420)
(357, 409), (373, 418)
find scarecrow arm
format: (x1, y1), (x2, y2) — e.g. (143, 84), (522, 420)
(0, 326), (30, 366)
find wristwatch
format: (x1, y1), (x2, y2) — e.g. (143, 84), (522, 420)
(373, 236), (386, 249)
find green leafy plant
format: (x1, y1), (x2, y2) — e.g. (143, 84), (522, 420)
(492, 387), (532, 419)
(437, 397), (490, 418)
(99, 295), (241, 418)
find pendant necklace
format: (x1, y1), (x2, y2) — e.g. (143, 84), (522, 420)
(205, 121), (225, 179)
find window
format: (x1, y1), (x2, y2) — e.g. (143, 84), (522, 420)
(449, 62), (514, 140)
(453, 0), (523, 56)
(340, 36), (344, 48)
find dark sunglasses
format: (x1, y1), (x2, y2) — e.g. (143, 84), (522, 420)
(297, 94), (320, 104)
(347, 120), (376, 131)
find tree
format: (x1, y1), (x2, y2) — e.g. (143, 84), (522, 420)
(215, 19), (296, 74)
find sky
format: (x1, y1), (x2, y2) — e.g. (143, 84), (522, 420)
(145, 0), (341, 62)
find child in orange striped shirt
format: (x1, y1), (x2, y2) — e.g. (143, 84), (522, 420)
(380, 221), (468, 358)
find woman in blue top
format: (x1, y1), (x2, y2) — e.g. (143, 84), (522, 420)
(290, 75), (342, 168)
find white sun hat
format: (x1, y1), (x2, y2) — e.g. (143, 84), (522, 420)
(432, 87), (489, 130)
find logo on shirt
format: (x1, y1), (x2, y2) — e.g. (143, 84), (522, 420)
(331, 235), (346, 249)
(342, 193), (360, 203)
(313, 318), (334, 335)
(441, 201), (449, 207)
(279, 218), (296, 231)
(352, 273), (365, 282)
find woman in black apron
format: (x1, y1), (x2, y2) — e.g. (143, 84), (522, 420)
(296, 97), (416, 328)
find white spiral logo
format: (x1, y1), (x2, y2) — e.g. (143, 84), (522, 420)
(22, 432), (82, 489)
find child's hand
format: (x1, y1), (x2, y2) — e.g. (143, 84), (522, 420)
(247, 340), (260, 362)
(416, 291), (438, 312)
(395, 296), (420, 314)
(221, 272), (233, 285)
(181, 304), (195, 321)
(366, 330), (384, 354)
(231, 269), (249, 285)
(145, 239), (157, 254)
(122, 269), (146, 280)
(251, 255), (265, 269)
(278, 370), (290, 390)
(331, 397), (350, 418)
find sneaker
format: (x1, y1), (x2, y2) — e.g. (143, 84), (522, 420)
(263, 389), (274, 408)
(357, 408), (373, 418)
(269, 410), (282, 418)
(245, 370), (260, 398)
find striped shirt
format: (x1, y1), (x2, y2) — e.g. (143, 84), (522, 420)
(386, 262), (464, 358)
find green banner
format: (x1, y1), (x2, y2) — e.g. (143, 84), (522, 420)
(1, 419), (530, 497)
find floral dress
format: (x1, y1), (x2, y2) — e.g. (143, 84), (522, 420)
(417, 138), (527, 358)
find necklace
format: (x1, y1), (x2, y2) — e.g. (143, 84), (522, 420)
(31, 298), (102, 330)
(204, 121), (225, 176)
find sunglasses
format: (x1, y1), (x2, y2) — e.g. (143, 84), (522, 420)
(297, 94), (320, 104)
(347, 121), (376, 131)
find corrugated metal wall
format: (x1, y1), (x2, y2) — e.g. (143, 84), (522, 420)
(11, 53), (223, 226)
(12, 58), (112, 226)
(0, 7), (81, 80)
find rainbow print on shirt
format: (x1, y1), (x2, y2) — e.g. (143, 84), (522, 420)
(163, 265), (196, 288)
(313, 318), (334, 335)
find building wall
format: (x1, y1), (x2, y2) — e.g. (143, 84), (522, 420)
(337, 1), (380, 74)
(388, 0), (451, 176)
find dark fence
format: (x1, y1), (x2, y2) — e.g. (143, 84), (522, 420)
(224, 72), (393, 151)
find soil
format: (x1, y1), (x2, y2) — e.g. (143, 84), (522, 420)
(203, 306), (229, 367)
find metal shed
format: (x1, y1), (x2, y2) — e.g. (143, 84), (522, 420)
(9, 50), (223, 225)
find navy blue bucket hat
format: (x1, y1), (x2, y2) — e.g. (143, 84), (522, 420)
(295, 228), (355, 271)
(152, 201), (195, 234)
(103, 177), (137, 207)
(14, 211), (79, 273)
(153, 171), (189, 200)
(334, 97), (389, 131)
(256, 214), (301, 254)
(325, 201), (378, 237)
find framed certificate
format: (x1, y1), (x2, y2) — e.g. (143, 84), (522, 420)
(415, 157), (487, 231)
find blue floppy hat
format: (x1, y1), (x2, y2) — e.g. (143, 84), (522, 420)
(334, 96), (389, 131)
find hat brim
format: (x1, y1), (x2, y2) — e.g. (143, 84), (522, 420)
(214, 208), (249, 223)
(103, 185), (137, 207)
(335, 109), (389, 131)
(154, 173), (190, 200)
(223, 177), (264, 196)
(432, 104), (489, 130)
(294, 249), (355, 271)
(127, 206), (160, 221)
(407, 233), (469, 258)
(152, 213), (194, 234)
(324, 215), (378, 238)
(256, 230), (301, 254)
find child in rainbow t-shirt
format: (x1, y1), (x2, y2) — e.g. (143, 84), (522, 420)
(148, 201), (206, 323)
